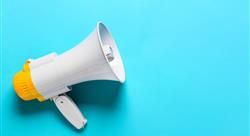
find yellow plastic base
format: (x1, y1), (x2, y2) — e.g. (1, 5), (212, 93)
(13, 61), (45, 102)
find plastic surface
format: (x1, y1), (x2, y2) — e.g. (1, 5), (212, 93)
(28, 22), (125, 99)
(52, 94), (87, 129)
(12, 61), (45, 101)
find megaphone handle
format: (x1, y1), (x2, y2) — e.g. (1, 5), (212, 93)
(52, 94), (87, 129)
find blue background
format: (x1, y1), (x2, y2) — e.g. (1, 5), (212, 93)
(1, 0), (248, 136)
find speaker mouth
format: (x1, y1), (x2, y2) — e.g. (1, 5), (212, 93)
(97, 22), (126, 83)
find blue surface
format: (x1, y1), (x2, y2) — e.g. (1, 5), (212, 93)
(1, 0), (248, 136)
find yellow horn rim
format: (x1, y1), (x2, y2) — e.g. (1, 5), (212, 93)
(13, 61), (45, 102)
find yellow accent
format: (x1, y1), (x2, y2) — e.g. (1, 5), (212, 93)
(13, 61), (45, 102)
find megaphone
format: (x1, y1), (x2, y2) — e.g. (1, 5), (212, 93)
(13, 22), (126, 129)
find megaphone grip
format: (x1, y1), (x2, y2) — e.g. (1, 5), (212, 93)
(52, 94), (87, 129)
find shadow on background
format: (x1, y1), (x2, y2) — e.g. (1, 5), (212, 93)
(68, 80), (124, 108)
(14, 80), (125, 131)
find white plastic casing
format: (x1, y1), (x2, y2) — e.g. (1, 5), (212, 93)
(29, 22), (125, 99)
(52, 94), (87, 129)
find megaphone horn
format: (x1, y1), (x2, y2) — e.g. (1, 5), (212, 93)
(13, 22), (126, 129)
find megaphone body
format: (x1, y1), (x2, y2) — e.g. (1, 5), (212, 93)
(13, 22), (125, 129)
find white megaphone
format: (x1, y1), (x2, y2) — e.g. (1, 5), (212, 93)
(13, 22), (125, 129)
